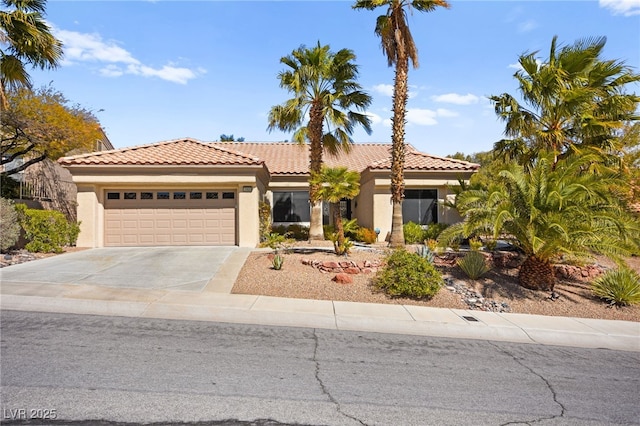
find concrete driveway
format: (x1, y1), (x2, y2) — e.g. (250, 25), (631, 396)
(0, 247), (244, 292)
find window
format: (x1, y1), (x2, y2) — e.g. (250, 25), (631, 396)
(403, 189), (438, 225)
(222, 192), (235, 199)
(273, 191), (310, 222)
(107, 192), (120, 200)
(190, 192), (202, 200)
(157, 192), (170, 200)
(206, 192), (218, 199)
(141, 192), (153, 200)
(124, 192), (137, 200)
(173, 192), (186, 200)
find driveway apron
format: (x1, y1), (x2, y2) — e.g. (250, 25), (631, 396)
(0, 247), (236, 291)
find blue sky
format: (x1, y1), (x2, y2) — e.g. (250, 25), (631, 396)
(30, 0), (640, 157)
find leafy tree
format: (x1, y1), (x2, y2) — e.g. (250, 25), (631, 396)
(1, 86), (103, 175)
(353, 0), (450, 247)
(309, 166), (360, 254)
(442, 153), (639, 291)
(491, 36), (640, 169)
(0, 0), (63, 111)
(219, 134), (245, 142)
(267, 42), (372, 240)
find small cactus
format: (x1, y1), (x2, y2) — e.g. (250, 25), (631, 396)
(272, 253), (284, 270)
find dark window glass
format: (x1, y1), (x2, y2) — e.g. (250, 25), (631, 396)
(157, 192), (170, 200)
(141, 192), (153, 200)
(222, 192), (235, 199)
(190, 192), (202, 199)
(173, 192), (186, 200)
(124, 192), (136, 200)
(206, 192), (218, 199)
(402, 189), (438, 225)
(273, 191), (310, 222)
(107, 192), (120, 200)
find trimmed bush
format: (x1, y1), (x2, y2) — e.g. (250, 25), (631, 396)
(591, 268), (640, 306)
(403, 221), (424, 244)
(15, 204), (80, 253)
(457, 251), (491, 280)
(0, 198), (21, 252)
(272, 224), (309, 240)
(374, 249), (443, 299)
(355, 227), (378, 244)
(423, 223), (449, 241)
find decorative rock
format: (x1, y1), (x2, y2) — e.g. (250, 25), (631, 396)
(332, 273), (353, 284)
(322, 261), (340, 269)
(344, 267), (360, 275)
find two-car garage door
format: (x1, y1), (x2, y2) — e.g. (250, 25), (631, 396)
(104, 189), (236, 246)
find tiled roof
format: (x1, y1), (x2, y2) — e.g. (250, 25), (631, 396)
(58, 138), (264, 167)
(368, 150), (480, 171)
(59, 138), (479, 173)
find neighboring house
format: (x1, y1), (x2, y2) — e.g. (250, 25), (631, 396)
(59, 138), (479, 248)
(2, 128), (114, 221)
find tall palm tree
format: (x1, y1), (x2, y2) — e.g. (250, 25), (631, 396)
(309, 166), (361, 254)
(443, 153), (639, 291)
(353, 0), (450, 247)
(491, 36), (640, 170)
(0, 0), (63, 111)
(268, 42), (372, 241)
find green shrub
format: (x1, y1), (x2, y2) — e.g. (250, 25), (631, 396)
(457, 251), (491, 280)
(403, 221), (424, 244)
(374, 249), (443, 299)
(0, 198), (21, 252)
(15, 205), (80, 253)
(469, 238), (483, 251)
(272, 224), (309, 240)
(591, 268), (640, 306)
(484, 239), (498, 251)
(423, 223), (449, 241)
(355, 227), (378, 244)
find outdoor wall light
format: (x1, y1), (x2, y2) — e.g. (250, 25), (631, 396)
(242, 186), (253, 193)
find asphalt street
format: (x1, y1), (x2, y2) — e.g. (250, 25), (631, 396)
(1, 310), (638, 425)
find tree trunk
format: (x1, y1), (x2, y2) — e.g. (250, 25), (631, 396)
(308, 101), (325, 241)
(388, 53), (409, 248)
(518, 255), (556, 291)
(333, 202), (345, 252)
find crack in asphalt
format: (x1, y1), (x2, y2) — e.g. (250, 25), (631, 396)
(312, 329), (368, 426)
(489, 342), (566, 426)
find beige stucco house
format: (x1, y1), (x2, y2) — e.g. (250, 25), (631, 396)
(59, 138), (479, 248)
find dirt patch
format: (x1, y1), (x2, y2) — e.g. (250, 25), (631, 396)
(232, 244), (640, 323)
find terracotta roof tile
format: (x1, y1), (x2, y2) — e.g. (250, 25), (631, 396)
(58, 138), (264, 167)
(59, 138), (479, 173)
(368, 150), (480, 171)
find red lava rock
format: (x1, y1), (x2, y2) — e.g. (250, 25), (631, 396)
(332, 273), (353, 284)
(344, 267), (360, 275)
(361, 268), (373, 274)
(322, 261), (340, 269)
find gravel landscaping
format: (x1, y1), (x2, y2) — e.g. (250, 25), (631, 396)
(232, 242), (640, 323)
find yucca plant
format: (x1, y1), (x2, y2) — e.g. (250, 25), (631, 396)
(457, 251), (491, 280)
(591, 268), (640, 306)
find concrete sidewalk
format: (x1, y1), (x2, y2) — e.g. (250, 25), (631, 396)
(1, 249), (638, 352)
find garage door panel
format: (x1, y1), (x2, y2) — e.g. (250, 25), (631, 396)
(104, 190), (236, 246)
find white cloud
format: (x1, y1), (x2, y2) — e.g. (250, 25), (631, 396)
(599, 0), (640, 16)
(366, 112), (383, 125)
(372, 83), (394, 97)
(407, 109), (437, 126)
(54, 28), (202, 84)
(436, 108), (459, 118)
(431, 93), (479, 105)
(518, 19), (538, 33)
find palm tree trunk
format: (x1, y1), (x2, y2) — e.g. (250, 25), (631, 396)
(389, 54), (409, 248)
(308, 101), (325, 241)
(333, 202), (345, 252)
(518, 255), (556, 291)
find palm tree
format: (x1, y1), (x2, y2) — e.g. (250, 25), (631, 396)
(0, 0), (63, 111)
(309, 166), (360, 254)
(268, 42), (372, 241)
(443, 153), (639, 291)
(491, 36), (640, 170)
(353, 0), (450, 248)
